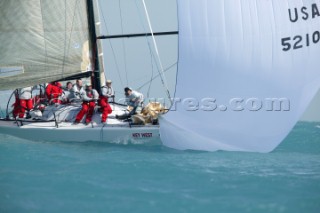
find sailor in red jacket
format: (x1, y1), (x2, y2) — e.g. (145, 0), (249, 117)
(99, 80), (113, 124)
(17, 87), (33, 118)
(46, 82), (63, 104)
(74, 83), (99, 125)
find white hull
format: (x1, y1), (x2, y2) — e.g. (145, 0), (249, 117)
(0, 120), (160, 145)
(0, 103), (161, 145)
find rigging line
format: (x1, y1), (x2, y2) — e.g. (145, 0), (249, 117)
(137, 62), (177, 91)
(98, 0), (124, 88)
(134, 0), (164, 94)
(118, 0), (128, 86)
(134, 0), (155, 98)
(146, 43), (154, 98)
(134, 0), (161, 95)
(135, 0), (177, 97)
(141, 0), (172, 104)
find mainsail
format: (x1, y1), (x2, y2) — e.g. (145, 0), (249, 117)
(160, 0), (320, 152)
(0, 0), (92, 90)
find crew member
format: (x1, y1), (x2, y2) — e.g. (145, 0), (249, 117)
(124, 87), (144, 116)
(46, 81), (63, 104)
(99, 80), (114, 123)
(74, 83), (99, 124)
(17, 86), (33, 118)
(71, 79), (84, 102)
(62, 81), (73, 103)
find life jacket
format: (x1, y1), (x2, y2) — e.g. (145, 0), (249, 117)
(83, 90), (95, 104)
(87, 91), (93, 98)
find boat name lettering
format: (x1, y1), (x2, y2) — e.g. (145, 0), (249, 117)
(132, 133), (153, 138)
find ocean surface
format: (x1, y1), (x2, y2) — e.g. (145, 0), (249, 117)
(0, 122), (319, 213)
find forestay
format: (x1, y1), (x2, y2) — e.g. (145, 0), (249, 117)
(0, 0), (91, 90)
(160, 0), (320, 152)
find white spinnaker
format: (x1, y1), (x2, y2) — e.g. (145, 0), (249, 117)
(160, 0), (320, 152)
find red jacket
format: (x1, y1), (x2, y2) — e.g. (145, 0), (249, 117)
(46, 82), (62, 101)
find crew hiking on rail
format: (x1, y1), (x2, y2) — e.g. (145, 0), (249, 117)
(74, 83), (99, 125)
(12, 79), (145, 125)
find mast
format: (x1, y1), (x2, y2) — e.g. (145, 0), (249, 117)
(86, 0), (101, 93)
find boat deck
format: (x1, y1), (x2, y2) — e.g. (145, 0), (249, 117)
(0, 102), (161, 144)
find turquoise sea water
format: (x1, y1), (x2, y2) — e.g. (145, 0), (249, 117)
(0, 122), (320, 213)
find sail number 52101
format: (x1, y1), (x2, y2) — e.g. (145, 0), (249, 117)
(281, 30), (320, 51)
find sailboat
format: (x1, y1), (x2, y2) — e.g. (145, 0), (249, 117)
(0, 0), (319, 153)
(0, 0), (164, 145)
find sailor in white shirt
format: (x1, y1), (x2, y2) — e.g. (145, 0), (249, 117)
(101, 79), (115, 102)
(124, 87), (144, 116)
(74, 83), (99, 124)
(80, 84), (99, 102)
(100, 80), (114, 123)
(71, 79), (84, 101)
(62, 81), (73, 103)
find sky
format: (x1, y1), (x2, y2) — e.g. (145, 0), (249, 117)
(97, 0), (178, 107)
